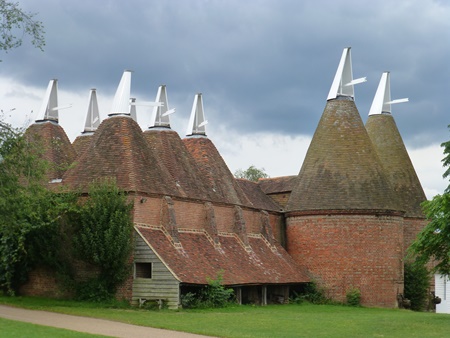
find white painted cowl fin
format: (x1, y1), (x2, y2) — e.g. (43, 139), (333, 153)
(129, 98), (137, 121)
(83, 88), (100, 133)
(149, 85), (174, 128)
(368, 72), (408, 116)
(327, 47), (367, 101)
(109, 70), (132, 117)
(186, 93), (208, 137)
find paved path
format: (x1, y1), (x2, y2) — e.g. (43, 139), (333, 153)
(0, 305), (214, 338)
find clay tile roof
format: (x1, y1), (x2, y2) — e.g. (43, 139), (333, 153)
(136, 226), (309, 285)
(258, 175), (297, 194)
(183, 136), (252, 206)
(72, 134), (93, 157)
(236, 179), (282, 211)
(25, 121), (76, 181)
(287, 99), (400, 212)
(63, 116), (180, 195)
(366, 113), (426, 217)
(143, 129), (213, 200)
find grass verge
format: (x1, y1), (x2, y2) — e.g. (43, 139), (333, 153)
(0, 317), (105, 337)
(1, 296), (450, 338)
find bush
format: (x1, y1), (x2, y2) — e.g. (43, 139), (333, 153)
(74, 278), (112, 302)
(181, 272), (234, 309)
(299, 282), (330, 304)
(70, 178), (134, 301)
(404, 260), (431, 311)
(346, 287), (361, 306)
(180, 292), (199, 308)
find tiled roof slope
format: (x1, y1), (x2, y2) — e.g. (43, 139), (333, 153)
(143, 129), (213, 200)
(72, 134), (93, 157)
(366, 113), (426, 217)
(236, 179), (282, 211)
(183, 137), (252, 206)
(25, 121), (77, 181)
(136, 226), (309, 285)
(63, 116), (180, 195)
(258, 175), (297, 194)
(287, 98), (400, 212)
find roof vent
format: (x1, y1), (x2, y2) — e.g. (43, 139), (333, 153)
(36, 79), (72, 123)
(368, 72), (408, 116)
(186, 93), (208, 137)
(327, 47), (366, 101)
(149, 85), (174, 129)
(82, 88), (100, 133)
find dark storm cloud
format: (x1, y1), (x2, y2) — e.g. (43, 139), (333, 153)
(1, 0), (449, 147)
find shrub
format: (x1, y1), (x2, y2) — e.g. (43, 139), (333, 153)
(346, 287), (361, 306)
(404, 260), (431, 311)
(181, 292), (199, 309)
(299, 282), (329, 304)
(181, 272), (234, 309)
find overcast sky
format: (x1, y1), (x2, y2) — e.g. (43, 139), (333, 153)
(1, 0), (449, 198)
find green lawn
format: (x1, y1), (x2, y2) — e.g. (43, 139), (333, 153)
(1, 296), (450, 338)
(0, 317), (105, 338)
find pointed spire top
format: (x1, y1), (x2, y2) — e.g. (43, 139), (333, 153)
(186, 93), (208, 137)
(368, 72), (409, 116)
(327, 47), (367, 101)
(82, 88), (100, 133)
(37, 79), (59, 122)
(109, 70), (132, 117)
(149, 85), (174, 129)
(129, 98), (137, 121)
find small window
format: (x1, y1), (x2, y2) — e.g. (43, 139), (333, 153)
(135, 262), (152, 279)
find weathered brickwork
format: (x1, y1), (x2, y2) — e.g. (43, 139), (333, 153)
(19, 266), (65, 298)
(133, 196), (163, 225)
(286, 213), (404, 307)
(173, 199), (207, 230)
(404, 217), (428, 253)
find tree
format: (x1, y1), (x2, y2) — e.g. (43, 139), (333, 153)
(71, 178), (134, 301)
(404, 260), (431, 311)
(234, 165), (269, 182)
(409, 125), (450, 276)
(0, 120), (68, 294)
(0, 1), (45, 56)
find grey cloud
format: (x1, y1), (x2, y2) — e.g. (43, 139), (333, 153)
(2, 0), (449, 147)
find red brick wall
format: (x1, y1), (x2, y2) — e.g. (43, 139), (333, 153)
(135, 196), (284, 239)
(19, 266), (67, 298)
(133, 196), (162, 225)
(286, 213), (404, 308)
(403, 217), (427, 253)
(212, 205), (235, 233)
(173, 200), (206, 230)
(269, 213), (285, 246)
(242, 209), (259, 233)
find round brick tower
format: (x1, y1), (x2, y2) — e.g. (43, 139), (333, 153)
(285, 49), (404, 307)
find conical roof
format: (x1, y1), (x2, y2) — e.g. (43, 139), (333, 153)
(182, 93), (250, 205)
(25, 78), (76, 182)
(72, 134), (92, 157)
(287, 98), (400, 212)
(366, 114), (425, 218)
(25, 121), (76, 182)
(63, 115), (180, 195)
(144, 128), (213, 200)
(183, 136), (251, 206)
